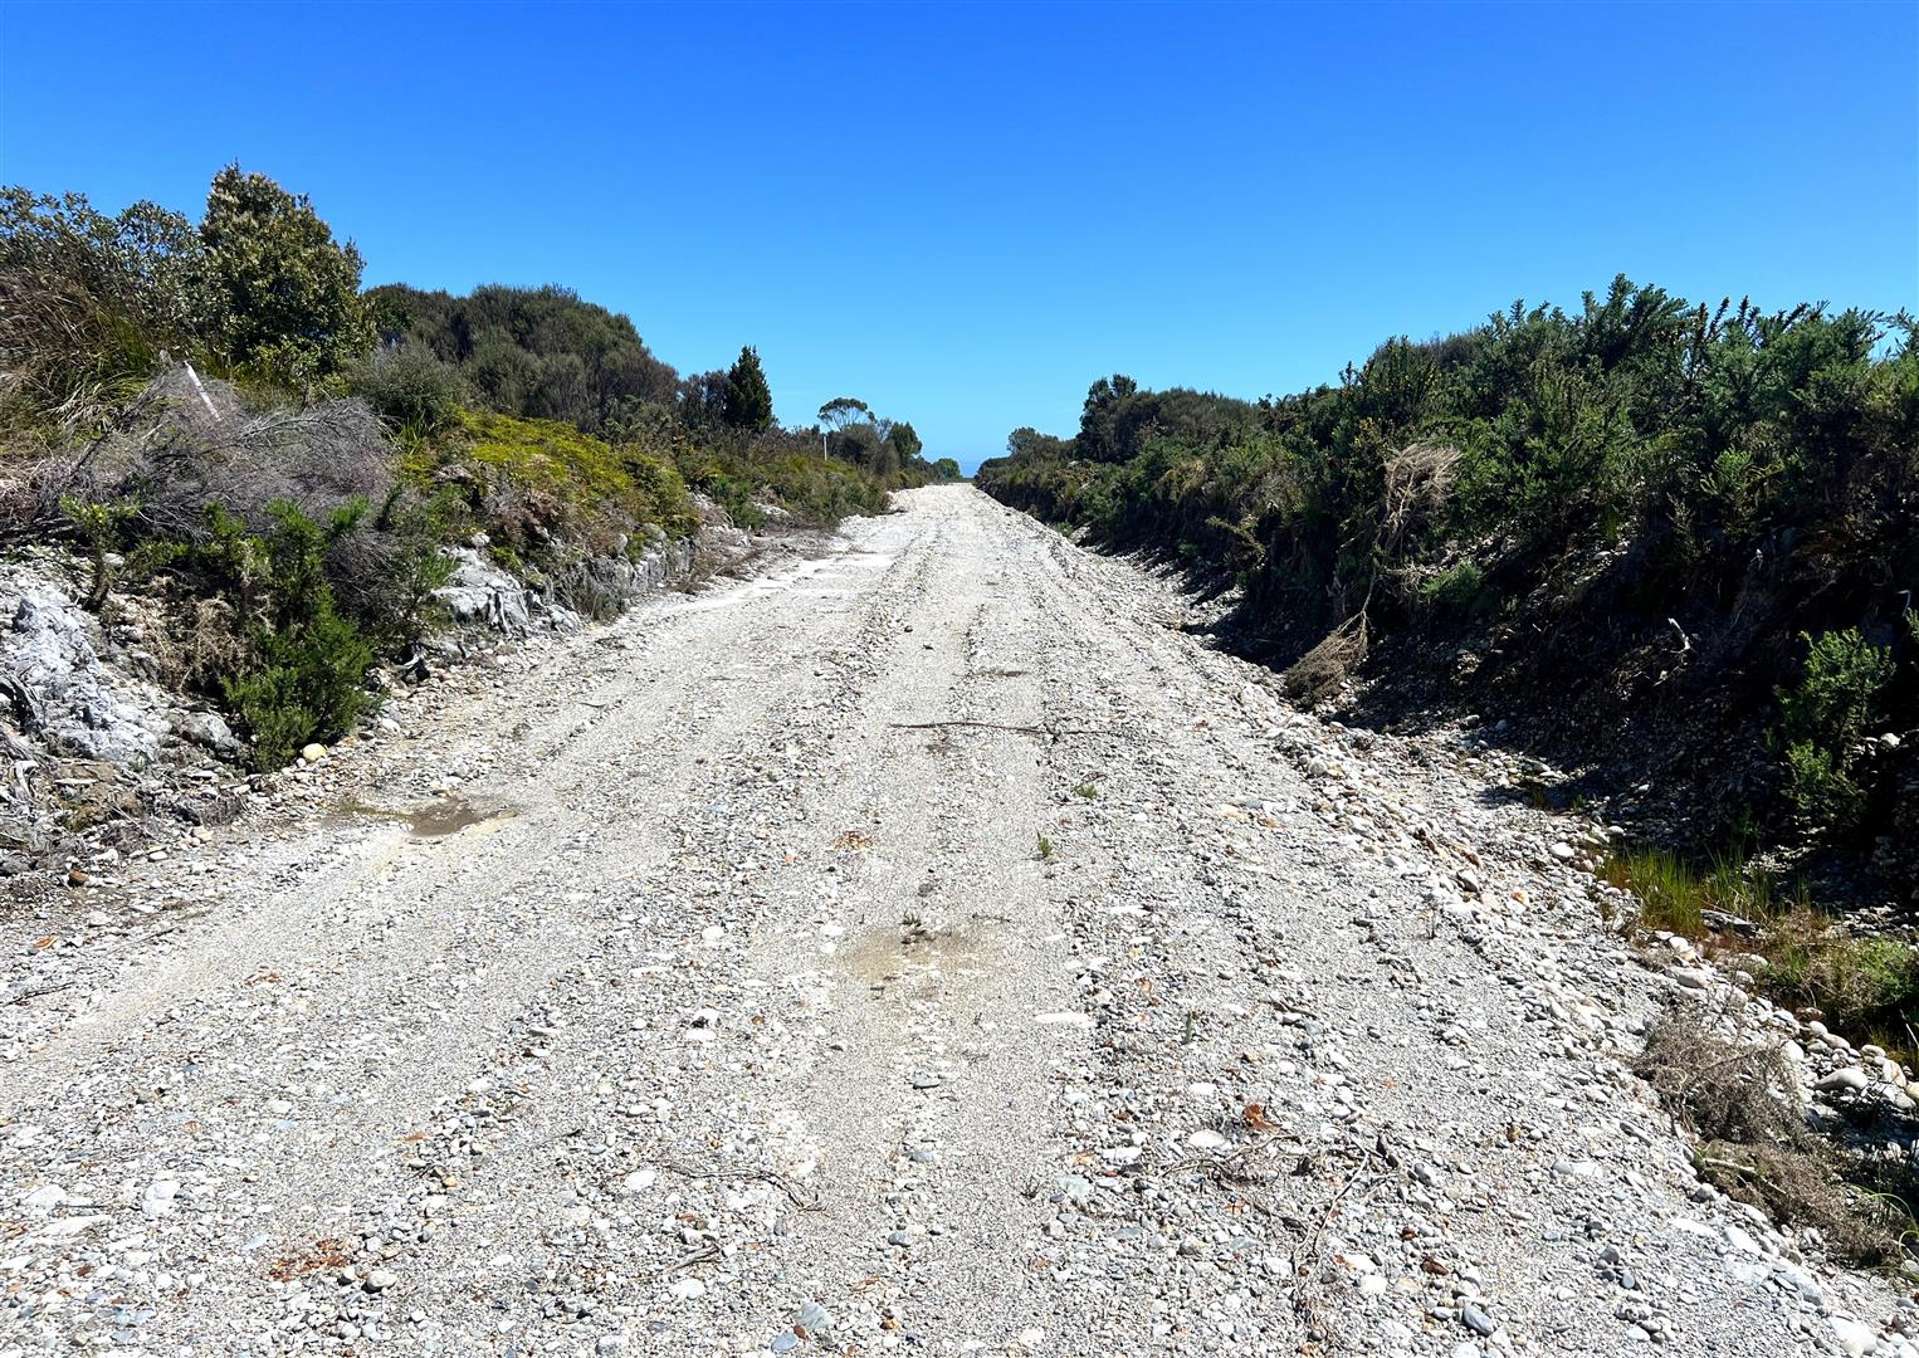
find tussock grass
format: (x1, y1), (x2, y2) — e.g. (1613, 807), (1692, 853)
(1600, 847), (1799, 938)
(1605, 847), (1919, 1056)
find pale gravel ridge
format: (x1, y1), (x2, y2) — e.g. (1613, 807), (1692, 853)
(1, 486), (1910, 1358)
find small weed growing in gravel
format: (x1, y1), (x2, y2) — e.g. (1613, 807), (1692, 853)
(1036, 832), (1054, 861)
(1072, 782), (1099, 800)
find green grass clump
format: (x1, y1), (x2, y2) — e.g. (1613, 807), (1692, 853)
(1600, 847), (1795, 938)
(1605, 845), (1919, 1052)
(1764, 927), (1919, 1042)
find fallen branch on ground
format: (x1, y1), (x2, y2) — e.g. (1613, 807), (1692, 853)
(656, 1160), (821, 1211)
(890, 720), (1117, 740)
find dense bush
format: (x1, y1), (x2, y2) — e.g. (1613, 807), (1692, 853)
(0, 189), (199, 428)
(348, 344), (467, 435)
(216, 501), (378, 765)
(196, 167), (372, 389)
(184, 499), (378, 766)
(4, 163), (936, 768)
(979, 277), (1919, 871)
(366, 282), (681, 437)
(0, 167), (373, 426)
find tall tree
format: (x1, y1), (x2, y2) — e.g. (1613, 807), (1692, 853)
(678, 369), (729, 428)
(196, 165), (372, 387)
(722, 344), (773, 431)
(817, 396), (871, 433)
(887, 420), (923, 462)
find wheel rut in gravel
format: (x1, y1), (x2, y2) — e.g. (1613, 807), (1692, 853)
(2, 485), (1906, 1358)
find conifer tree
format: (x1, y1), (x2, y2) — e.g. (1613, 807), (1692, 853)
(722, 344), (773, 431)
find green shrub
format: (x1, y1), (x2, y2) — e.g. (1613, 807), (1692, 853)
(1778, 629), (1895, 743)
(223, 602), (374, 767)
(1775, 629), (1894, 834)
(349, 344), (466, 435)
(1783, 741), (1867, 833)
(365, 485), (459, 645)
(189, 498), (380, 767)
(1419, 560), (1485, 614)
(57, 493), (140, 608)
(619, 448), (696, 540)
(676, 445), (886, 527)
(1766, 928), (1919, 1038)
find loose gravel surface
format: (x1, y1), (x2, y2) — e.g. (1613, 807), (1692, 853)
(4, 486), (1914, 1357)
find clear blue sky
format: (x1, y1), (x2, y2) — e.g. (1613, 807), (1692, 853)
(3, 2), (1914, 471)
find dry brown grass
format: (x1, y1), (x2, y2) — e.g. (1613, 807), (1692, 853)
(1282, 612), (1370, 702)
(1635, 1001), (1916, 1266)
(1636, 1006), (1804, 1145)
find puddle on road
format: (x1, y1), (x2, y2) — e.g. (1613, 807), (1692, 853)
(836, 917), (991, 991)
(331, 794), (520, 839)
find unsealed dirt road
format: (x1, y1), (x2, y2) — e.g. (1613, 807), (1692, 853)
(1, 487), (1899, 1356)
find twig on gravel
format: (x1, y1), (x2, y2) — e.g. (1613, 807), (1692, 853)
(667, 1243), (723, 1272)
(5, 981), (74, 1006)
(889, 720), (1117, 740)
(1163, 1135), (1312, 1181)
(656, 1160), (822, 1211)
(1289, 1150), (1398, 1347)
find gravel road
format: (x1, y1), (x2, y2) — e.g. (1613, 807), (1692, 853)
(3, 486), (1910, 1357)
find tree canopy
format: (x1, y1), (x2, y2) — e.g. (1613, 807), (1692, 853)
(365, 282), (679, 436)
(198, 165), (372, 387)
(722, 345), (773, 431)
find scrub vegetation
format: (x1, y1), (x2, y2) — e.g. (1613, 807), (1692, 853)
(1, 166), (959, 767)
(980, 278), (1918, 1025)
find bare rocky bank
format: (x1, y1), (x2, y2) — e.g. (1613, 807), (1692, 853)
(2, 486), (1912, 1358)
